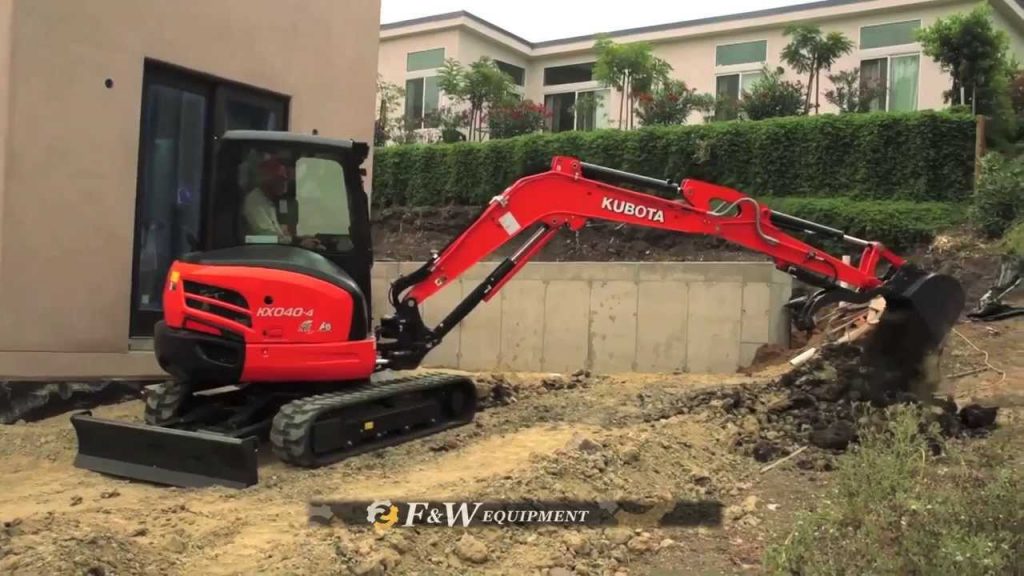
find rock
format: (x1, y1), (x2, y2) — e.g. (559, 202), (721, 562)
(167, 536), (187, 554)
(548, 568), (574, 576)
(350, 557), (384, 576)
(576, 438), (602, 453)
(724, 505), (745, 523)
(626, 536), (651, 553)
(70, 495), (83, 507)
(788, 392), (817, 409)
(810, 378), (848, 402)
(741, 495), (760, 513)
(739, 515), (762, 527)
(85, 567), (107, 576)
(752, 441), (779, 463)
(542, 375), (570, 390)
(377, 548), (402, 570)
(130, 527), (148, 537)
(454, 534), (489, 564)
(100, 490), (120, 499)
(386, 533), (413, 554)
(810, 420), (857, 450)
(658, 538), (675, 550)
(766, 396), (793, 412)
(606, 527), (632, 545)
(620, 448), (640, 463)
(562, 532), (589, 555)
(739, 415), (760, 436)
(959, 404), (998, 429)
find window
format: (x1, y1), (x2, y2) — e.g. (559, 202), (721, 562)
(860, 20), (920, 49)
(407, 48), (445, 72)
(131, 61), (288, 337)
(715, 71), (764, 119)
(543, 62), (595, 86)
(716, 40), (767, 67)
(496, 60), (526, 86)
(233, 149), (353, 250)
(296, 157), (351, 238)
(544, 89), (608, 132)
(860, 54), (919, 112)
(404, 76), (440, 129)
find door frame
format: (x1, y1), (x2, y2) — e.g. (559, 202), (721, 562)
(129, 59), (291, 337)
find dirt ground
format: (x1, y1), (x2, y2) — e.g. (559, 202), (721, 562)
(2, 227), (1021, 576)
(1, 310), (1022, 576)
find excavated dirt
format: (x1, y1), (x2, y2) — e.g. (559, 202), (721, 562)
(1, 317), (1018, 575)
(371, 206), (767, 263)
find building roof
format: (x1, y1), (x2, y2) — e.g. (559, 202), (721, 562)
(381, 0), (1024, 51)
(382, 0), (884, 49)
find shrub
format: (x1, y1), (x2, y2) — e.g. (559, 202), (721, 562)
(635, 79), (715, 126)
(372, 111), (976, 208)
(487, 99), (549, 139)
(971, 152), (1024, 238)
(769, 197), (965, 250)
(764, 407), (1024, 575)
(740, 66), (805, 120)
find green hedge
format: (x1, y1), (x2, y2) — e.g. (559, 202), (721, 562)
(372, 111), (976, 207)
(767, 197), (966, 250)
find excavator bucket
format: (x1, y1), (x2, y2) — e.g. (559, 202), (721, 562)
(71, 412), (259, 489)
(881, 268), (965, 351)
(865, 267), (966, 397)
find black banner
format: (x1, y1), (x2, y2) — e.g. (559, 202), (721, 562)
(309, 499), (723, 529)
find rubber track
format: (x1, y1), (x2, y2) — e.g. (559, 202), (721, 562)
(144, 381), (189, 426)
(270, 372), (476, 468)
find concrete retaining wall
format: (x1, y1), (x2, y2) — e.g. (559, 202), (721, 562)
(371, 261), (792, 374)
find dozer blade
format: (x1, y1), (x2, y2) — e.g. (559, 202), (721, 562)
(71, 412), (258, 489)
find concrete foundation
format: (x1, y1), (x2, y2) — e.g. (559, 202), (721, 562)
(0, 261), (791, 379)
(374, 261), (792, 374)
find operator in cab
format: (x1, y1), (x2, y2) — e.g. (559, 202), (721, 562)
(242, 155), (322, 250)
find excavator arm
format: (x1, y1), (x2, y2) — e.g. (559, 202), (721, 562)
(377, 156), (964, 370)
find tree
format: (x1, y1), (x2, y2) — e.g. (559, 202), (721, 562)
(374, 75), (404, 146)
(739, 66), (805, 120)
(594, 37), (672, 130)
(824, 69), (885, 113)
(635, 79), (715, 126)
(781, 25), (854, 114)
(917, 4), (1010, 114)
(438, 57), (515, 141)
(1011, 66), (1024, 139)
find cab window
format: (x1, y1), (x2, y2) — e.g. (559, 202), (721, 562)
(234, 146), (353, 253)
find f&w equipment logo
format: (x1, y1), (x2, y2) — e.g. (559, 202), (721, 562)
(366, 500), (400, 529)
(308, 499), (724, 529)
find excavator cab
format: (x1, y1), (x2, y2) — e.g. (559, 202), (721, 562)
(205, 130), (375, 303)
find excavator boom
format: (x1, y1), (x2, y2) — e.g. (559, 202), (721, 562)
(378, 156), (964, 371)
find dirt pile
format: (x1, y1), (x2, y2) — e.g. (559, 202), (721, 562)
(649, 341), (999, 468)
(0, 380), (149, 425)
(371, 206), (766, 263)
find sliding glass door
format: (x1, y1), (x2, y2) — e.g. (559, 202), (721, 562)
(129, 63), (289, 337)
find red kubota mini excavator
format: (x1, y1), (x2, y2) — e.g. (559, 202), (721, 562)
(71, 131), (965, 488)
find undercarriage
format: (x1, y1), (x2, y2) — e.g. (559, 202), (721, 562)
(72, 373), (476, 488)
